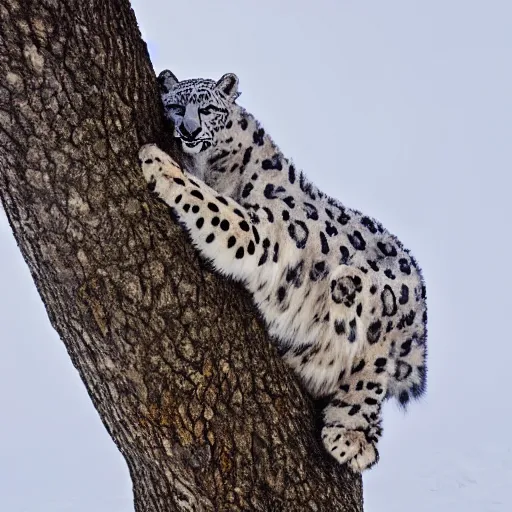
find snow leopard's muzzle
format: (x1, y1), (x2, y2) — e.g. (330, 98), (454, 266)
(174, 111), (213, 155)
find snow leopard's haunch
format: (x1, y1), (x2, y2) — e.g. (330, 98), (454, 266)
(139, 69), (427, 471)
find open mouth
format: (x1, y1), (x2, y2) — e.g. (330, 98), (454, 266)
(180, 139), (212, 151)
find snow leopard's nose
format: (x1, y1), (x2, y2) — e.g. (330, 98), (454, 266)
(180, 121), (201, 140)
(181, 107), (202, 140)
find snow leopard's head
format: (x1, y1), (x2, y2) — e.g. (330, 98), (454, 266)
(159, 70), (240, 155)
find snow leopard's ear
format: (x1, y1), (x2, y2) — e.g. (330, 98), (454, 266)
(216, 73), (240, 101)
(158, 69), (179, 94)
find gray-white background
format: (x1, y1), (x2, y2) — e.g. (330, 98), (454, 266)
(1, 1), (511, 510)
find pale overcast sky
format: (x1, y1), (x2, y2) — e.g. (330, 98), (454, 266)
(1, 1), (511, 511)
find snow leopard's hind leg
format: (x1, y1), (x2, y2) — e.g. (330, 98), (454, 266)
(321, 352), (389, 471)
(322, 266), (389, 471)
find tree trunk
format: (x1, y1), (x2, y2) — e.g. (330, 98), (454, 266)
(0, 0), (363, 510)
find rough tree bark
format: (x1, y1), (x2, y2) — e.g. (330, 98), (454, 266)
(0, 0), (363, 510)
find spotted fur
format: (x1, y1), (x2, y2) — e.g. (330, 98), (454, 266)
(139, 70), (428, 472)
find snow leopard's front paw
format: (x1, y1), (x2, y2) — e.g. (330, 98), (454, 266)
(322, 426), (379, 472)
(139, 144), (183, 195)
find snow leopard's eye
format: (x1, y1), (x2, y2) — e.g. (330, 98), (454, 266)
(199, 105), (223, 116)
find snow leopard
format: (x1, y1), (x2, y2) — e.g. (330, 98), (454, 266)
(138, 69), (427, 471)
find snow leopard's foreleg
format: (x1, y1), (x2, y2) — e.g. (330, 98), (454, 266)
(139, 144), (274, 283)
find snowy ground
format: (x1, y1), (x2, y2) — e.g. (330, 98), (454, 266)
(1, 1), (511, 510)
